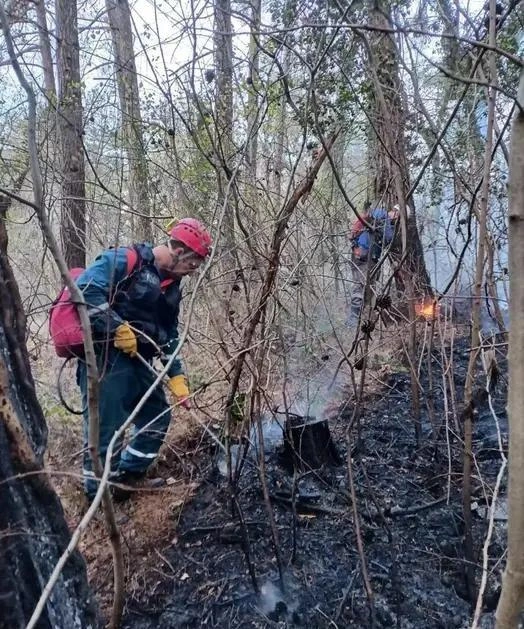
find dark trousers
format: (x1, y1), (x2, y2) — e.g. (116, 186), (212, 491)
(348, 251), (376, 324)
(77, 348), (171, 498)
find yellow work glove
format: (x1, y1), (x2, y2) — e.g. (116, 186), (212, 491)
(167, 374), (190, 409)
(114, 323), (137, 356)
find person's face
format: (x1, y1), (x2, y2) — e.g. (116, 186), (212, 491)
(388, 209), (399, 221)
(166, 244), (206, 277)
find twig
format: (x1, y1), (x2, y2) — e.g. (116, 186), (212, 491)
(223, 130), (340, 435)
(314, 605), (340, 627)
(180, 520), (264, 538)
(387, 496), (447, 518)
(346, 438), (376, 626)
(472, 342), (508, 627)
(269, 493), (346, 516)
(334, 570), (357, 622)
(154, 549), (177, 576)
(231, 492), (259, 593)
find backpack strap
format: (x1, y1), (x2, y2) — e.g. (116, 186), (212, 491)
(125, 246), (139, 275)
(124, 245), (175, 291)
(160, 278), (174, 291)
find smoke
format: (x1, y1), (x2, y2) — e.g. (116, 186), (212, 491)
(258, 580), (285, 615)
(284, 350), (347, 422)
(278, 271), (353, 420)
(256, 578), (299, 622)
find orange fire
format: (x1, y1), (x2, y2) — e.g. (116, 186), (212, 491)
(415, 300), (440, 321)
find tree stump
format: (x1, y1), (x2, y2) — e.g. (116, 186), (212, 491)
(281, 415), (341, 473)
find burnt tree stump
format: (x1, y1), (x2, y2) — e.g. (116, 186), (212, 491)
(281, 415), (341, 473)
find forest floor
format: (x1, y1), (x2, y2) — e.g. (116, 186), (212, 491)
(47, 326), (510, 629)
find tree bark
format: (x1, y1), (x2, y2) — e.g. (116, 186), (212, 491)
(213, 0), (236, 253)
(36, 0), (56, 99)
(106, 0), (152, 242)
(495, 68), (524, 629)
(366, 1), (432, 298)
(282, 416), (341, 472)
(0, 199), (97, 628)
(56, 0), (87, 268)
(272, 46), (289, 202)
(246, 0), (261, 178)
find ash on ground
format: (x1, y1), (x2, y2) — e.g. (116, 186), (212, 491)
(123, 337), (508, 628)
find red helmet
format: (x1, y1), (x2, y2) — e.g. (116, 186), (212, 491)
(169, 218), (212, 257)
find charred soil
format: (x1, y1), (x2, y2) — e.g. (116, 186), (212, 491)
(54, 334), (508, 629)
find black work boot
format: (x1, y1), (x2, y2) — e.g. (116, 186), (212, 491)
(111, 470), (166, 502)
(117, 470), (147, 485)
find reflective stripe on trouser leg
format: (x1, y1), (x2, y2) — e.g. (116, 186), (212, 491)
(120, 371), (171, 474)
(77, 350), (134, 498)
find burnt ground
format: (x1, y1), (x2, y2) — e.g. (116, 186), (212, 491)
(119, 334), (509, 629)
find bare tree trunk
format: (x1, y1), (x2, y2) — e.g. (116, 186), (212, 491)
(56, 0), (87, 268)
(246, 0), (261, 178)
(272, 47), (289, 202)
(36, 0), (56, 99)
(485, 235), (506, 335)
(0, 197), (97, 628)
(366, 1), (432, 298)
(106, 0), (152, 242)
(328, 129), (346, 293)
(495, 69), (524, 629)
(214, 0), (236, 251)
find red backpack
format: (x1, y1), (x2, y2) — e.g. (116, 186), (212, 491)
(49, 248), (139, 358)
(350, 215), (369, 241)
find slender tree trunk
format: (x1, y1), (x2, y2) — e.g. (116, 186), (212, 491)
(495, 68), (524, 629)
(106, 0), (152, 242)
(36, 0), (57, 216)
(273, 47), (289, 202)
(0, 198), (96, 628)
(328, 129), (346, 293)
(36, 0), (56, 99)
(56, 0), (87, 268)
(485, 235), (506, 335)
(214, 0), (236, 252)
(246, 0), (261, 178)
(214, 0), (234, 171)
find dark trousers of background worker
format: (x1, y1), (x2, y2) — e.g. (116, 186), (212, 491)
(348, 251), (376, 326)
(77, 347), (171, 499)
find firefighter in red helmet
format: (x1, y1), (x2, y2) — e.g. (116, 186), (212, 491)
(168, 217), (213, 258)
(75, 218), (212, 502)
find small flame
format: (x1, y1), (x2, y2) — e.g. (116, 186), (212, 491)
(415, 300), (439, 321)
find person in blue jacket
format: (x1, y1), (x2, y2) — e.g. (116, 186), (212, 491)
(348, 201), (399, 325)
(76, 218), (212, 501)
